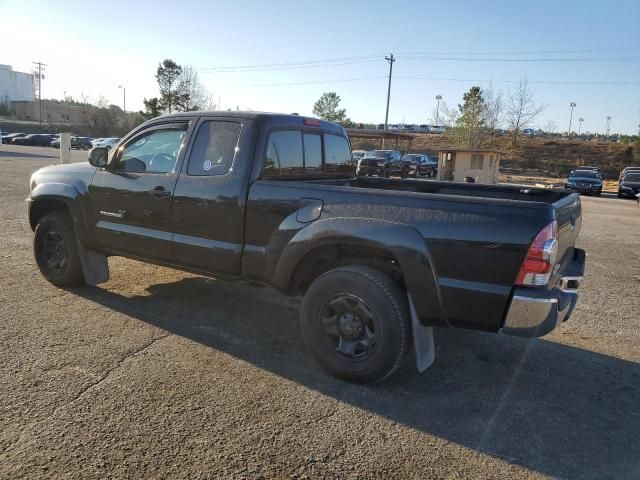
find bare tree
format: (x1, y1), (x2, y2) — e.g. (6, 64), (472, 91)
(176, 66), (210, 111)
(482, 82), (504, 148)
(506, 78), (546, 147)
(429, 100), (457, 127)
(96, 94), (110, 109)
(543, 119), (557, 136)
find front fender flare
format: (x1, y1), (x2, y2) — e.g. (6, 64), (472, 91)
(274, 217), (447, 326)
(29, 182), (92, 245)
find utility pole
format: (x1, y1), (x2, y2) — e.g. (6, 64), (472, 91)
(578, 117), (584, 136)
(382, 53), (395, 149)
(568, 102), (576, 135)
(435, 95), (442, 125)
(32, 61), (47, 125)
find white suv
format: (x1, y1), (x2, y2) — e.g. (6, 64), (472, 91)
(92, 137), (121, 150)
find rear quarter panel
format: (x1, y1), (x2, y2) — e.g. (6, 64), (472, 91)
(244, 180), (556, 331)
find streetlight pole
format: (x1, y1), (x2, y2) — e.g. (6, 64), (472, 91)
(568, 102), (576, 134)
(382, 53), (395, 149)
(118, 85), (126, 128)
(578, 117), (584, 136)
(118, 85), (126, 113)
(435, 94), (442, 125)
(606, 116), (611, 138)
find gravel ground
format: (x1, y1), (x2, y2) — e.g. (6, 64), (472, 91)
(1, 145), (639, 479)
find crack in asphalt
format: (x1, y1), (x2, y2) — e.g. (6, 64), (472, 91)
(0, 332), (171, 459)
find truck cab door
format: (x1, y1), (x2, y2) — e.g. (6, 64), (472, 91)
(170, 118), (247, 276)
(89, 122), (191, 260)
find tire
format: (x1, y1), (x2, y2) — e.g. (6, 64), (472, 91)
(301, 265), (410, 384)
(34, 212), (85, 287)
(401, 167), (408, 179)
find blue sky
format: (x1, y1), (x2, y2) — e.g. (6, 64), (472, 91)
(3, 0), (640, 133)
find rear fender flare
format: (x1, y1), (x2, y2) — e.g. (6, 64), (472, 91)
(275, 217), (447, 326)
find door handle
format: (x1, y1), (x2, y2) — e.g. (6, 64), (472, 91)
(149, 186), (170, 199)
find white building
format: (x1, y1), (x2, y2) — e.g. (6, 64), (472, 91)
(437, 148), (503, 184)
(0, 65), (34, 104)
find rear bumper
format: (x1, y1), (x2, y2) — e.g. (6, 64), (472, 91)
(501, 248), (585, 338)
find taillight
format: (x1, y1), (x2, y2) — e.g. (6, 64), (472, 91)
(304, 118), (321, 126)
(515, 220), (558, 286)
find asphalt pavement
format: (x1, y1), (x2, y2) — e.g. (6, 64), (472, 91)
(1, 144), (639, 479)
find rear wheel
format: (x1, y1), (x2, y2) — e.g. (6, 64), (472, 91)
(34, 212), (85, 287)
(301, 266), (410, 383)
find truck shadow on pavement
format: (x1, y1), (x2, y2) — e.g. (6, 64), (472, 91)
(0, 150), (58, 159)
(76, 277), (640, 480)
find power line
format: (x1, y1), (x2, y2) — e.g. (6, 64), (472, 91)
(396, 75), (640, 86)
(228, 75), (640, 88)
(197, 48), (640, 73)
(230, 75), (388, 87)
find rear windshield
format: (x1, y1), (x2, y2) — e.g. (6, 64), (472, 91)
(263, 130), (352, 177)
(624, 174), (640, 182)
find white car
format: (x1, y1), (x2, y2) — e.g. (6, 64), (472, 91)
(92, 137), (121, 150)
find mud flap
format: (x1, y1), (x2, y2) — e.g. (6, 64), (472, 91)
(408, 293), (435, 372)
(76, 238), (109, 285)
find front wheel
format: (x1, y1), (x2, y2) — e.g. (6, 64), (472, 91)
(34, 212), (85, 287)
(301, 266), (410, 383)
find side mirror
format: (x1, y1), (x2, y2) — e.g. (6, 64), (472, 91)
(88, 147), (108, 167)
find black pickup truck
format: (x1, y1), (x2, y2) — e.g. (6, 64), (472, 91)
(27, 112), (585, 383)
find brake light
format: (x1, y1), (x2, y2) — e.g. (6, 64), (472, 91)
(304, 118), (321, 126)
(515, 220), (558, 286)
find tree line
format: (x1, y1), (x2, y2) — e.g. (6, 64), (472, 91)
(311, 79), (547, 151)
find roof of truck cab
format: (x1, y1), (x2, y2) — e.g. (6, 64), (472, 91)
(153, 111), (344, 131)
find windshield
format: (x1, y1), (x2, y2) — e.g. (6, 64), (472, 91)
(366, 150), (391, 158)
(571, 170), (599, 179)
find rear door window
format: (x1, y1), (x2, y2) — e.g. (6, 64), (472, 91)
(187, 121), (241, 176)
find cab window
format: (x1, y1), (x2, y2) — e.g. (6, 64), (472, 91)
(187, 121), (241, 176)
(116, 125), (187, 173)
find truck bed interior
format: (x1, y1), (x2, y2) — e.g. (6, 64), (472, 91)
(314, 177), (570, 204)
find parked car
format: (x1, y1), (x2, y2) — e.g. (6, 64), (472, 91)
(618, 172), (640, 199)
(1, 132), (27, 144)
(565, 169), (603, 196)
(522, 128), (536, 137)
(417, 124), (431, 133)
(13, 134), (56, 146)
(387, 124), (400, 131)
(351, 150), (367, 165)
(376, 124), (385, 130)
(428, 125), (446, 134)
(72, 137), (94, 150)
(403, 154), (438, 177)
(91, 138), (105, 145)
(619, 166), (640, 180)
(92, 137), (121, 150)
(357, 150), (406, 177)
(26, 112), (585, 384)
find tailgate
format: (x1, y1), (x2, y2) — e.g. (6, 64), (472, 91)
(551, 193), (582, 286)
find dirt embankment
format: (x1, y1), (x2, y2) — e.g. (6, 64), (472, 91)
(351, 134), (636, 178)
